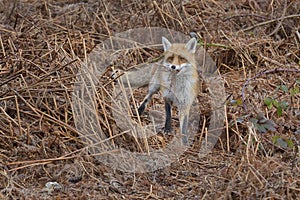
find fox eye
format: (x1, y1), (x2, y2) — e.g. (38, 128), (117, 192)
(167, 56), (174, 62)
(178, 56), (187, 63)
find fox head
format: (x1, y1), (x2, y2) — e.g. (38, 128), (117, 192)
(162, 37), (197, 72)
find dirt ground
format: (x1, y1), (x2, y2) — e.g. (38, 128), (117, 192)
(0, 0), (300, 199)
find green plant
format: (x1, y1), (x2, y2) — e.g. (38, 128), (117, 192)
(272, 136), (295, 149)
(264, 81), (300, 117)
(228, 98), (243, 106)
(289, 84), (299, 96)
(264, 97), (289, 117)
(250, 113), (277, 133)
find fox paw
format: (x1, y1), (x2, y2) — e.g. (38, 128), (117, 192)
(162, 127), (172, 134)
(111, 68), (123, 80)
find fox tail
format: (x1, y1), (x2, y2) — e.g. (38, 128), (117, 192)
(112, 62), (159, 88)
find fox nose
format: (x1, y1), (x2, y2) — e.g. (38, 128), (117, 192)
(171, 65), (176, 70)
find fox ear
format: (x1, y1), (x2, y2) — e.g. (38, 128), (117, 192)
(185, 37), (197, 53)
(162, 37), (172, 52)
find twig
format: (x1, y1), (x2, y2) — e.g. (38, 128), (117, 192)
(268, 0), (287, 36)
(223, 13), (268, 21)
(295, 30), (300, 42)
(0, 69), (24, 88)
(7, 155), (80, 171)
(241, 14), (300, 32)
(13, 90), (83, 138)
(198, 41), (231, 49)
(32, 58), (78, 86)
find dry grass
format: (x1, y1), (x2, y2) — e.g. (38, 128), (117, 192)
(0, 0), (300, 199)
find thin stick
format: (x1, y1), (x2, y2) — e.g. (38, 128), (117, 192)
(14, 95), (22, 135)
(241, 14), (300, 32)
(224, 105), (229, 152)
(268, 0), (287, 36)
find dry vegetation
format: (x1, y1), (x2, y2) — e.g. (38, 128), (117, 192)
(0, 0), (300, 199)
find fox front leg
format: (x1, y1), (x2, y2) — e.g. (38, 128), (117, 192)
(179, 109), (190, 144)
(163, 99), (172, 133)
(138, 83), (160, 115)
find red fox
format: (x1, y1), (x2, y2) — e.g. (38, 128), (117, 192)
(137, 37), (200, 142)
